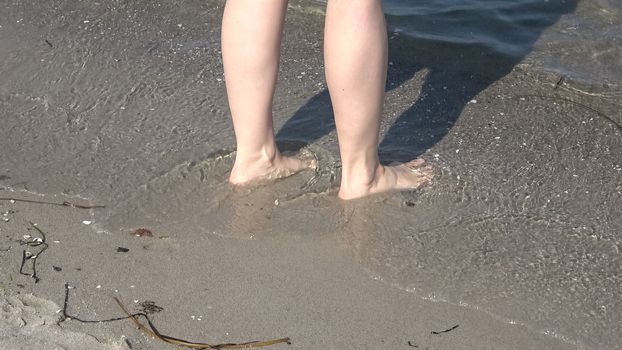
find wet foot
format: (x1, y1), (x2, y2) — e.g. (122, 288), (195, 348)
(229, 152), (316, 185)
(338, 158), (433, 200)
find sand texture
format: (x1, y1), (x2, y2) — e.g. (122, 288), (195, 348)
(1, 0), (620, 349)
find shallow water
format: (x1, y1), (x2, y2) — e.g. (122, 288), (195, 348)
(311, 0), (622, 86)
(1, 0), (621, 349)
(99, 96), (622, 349)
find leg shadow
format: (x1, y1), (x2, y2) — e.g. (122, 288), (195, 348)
(277, 0), (578, 160)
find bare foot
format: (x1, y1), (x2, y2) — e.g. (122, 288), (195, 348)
(229, 151), (316, 185)
(338, 158), (433, 200)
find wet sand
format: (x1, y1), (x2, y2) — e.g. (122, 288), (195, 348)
(1, 0), (621, 349)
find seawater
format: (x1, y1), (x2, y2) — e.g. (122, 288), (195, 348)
(310, 0), (622, 86)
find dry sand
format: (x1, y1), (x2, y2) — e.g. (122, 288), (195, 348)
(1, 0), (621, 349)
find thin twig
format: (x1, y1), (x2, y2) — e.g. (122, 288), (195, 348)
(0, 197), (105, 209)
(431, 324), (459, 335)
(18, 222), (49, 283)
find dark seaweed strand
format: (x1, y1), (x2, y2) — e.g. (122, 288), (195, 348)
(63, 284), (291, 349)
(0, 197), (105, 209)
(61, 283), (145, 323)
(18, 250), (36, 282)
(18, 222), (49, 283)
(431, 324), (459, 335)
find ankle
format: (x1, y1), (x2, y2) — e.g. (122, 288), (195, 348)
(339, 162), (383, 198)
(230, 144), (280, 182)
(235, 142), (279, 167)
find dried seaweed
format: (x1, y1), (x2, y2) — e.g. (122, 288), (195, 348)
(18, 222), (49, 283)
(0, 197), (105, 209)
(431, 324), (459, 335)
(61, 284), (291, 349)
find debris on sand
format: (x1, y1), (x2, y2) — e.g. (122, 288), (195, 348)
(131, 228), (153, 237)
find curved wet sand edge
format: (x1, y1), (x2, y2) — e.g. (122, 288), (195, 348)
(0, 0), (620, 349)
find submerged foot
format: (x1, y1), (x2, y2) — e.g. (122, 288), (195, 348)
(338, 158), (433, 200)
(229, 151), (316, 185)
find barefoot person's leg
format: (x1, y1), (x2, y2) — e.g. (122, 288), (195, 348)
(222, 0), (313, 184)
(324, 0), (433, 200)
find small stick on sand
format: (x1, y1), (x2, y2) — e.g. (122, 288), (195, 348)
(0, 197), (105, 209)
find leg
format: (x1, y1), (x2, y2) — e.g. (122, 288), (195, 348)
(324, 0), (433, 200)
(222, 0), (313, 184)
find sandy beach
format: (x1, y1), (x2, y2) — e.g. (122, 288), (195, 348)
(1, 0), (621, 349)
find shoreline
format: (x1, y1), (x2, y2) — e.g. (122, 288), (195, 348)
(1, 0), (620, 349)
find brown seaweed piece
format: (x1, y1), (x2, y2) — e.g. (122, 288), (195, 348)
(61, 284), (290, 349)
(131, 228), (153, 237)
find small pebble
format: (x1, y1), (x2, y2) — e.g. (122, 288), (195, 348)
(96, 285), (101, 289)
